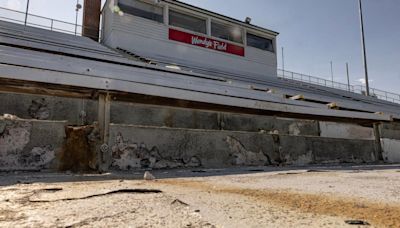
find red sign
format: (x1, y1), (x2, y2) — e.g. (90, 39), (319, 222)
(169, 28), (245, 57)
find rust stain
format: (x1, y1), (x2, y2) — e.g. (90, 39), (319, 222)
(159, 179), (400, 228)
(59, 125), (98, 172)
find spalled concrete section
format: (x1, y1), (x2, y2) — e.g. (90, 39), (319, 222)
(319, 121), (374, 140)
(280, 135), (376, 165)
(0, 92), (97, 125)
(108, 124), (279, 170)
(0, 116), (66, 170)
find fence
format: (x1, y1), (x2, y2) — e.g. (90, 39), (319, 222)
(277, 69), (400, 104)
(0, 6), (101, 38)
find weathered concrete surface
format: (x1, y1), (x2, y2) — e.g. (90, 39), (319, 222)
(381, 139), (400, 163)
(220, 114), (320, 135)
(311, 137), (376, 164)
(279, 135), (376, 165)
(108, 124), (377, 170)
(0, 93), (97, 125)
(319, 121), (374, 140)
(379, 122), (400, 140)
(111, 102), (220, 129)
(108, 125), (278, 170)
(0, 116), (66, 170)
(111, 102), (320, 135)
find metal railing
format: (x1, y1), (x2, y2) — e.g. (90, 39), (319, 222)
(0, 6), (101, 38)
(277, 69), (400, 104)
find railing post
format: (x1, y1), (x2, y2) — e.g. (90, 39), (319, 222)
(50, 19), (54, 30)
(291, 72), (294, 80)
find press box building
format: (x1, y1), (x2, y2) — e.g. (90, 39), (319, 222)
(101, 0), (279, 80)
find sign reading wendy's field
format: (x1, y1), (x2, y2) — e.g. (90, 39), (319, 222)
(169, 28), (245, 57)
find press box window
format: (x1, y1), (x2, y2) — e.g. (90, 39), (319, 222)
(247, 33), (274, 52)
(118, 0), (163, 23)
(211, 21), (243, 44)
(169, 10), (206, 34)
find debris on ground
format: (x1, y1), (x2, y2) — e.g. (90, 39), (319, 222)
(345, 220), (370, 225)
(144, 171), (156, 180)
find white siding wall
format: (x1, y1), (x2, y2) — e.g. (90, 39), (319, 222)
(102, 1), (278, 80)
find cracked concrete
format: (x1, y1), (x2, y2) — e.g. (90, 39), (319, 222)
(0, 116), (66, 171)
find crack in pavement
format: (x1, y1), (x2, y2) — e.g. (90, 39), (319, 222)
(29, 189), (162, 203)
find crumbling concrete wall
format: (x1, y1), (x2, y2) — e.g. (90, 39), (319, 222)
(0, 116), (66, 170)
(319, 121), (374, 140)
(379, 122), (400, 163)
(0, 93), (97, 125)
(108, 124), (279, 170)
(108, 124), (377, 170)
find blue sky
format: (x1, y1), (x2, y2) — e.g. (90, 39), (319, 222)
(1, 0), (399, 93)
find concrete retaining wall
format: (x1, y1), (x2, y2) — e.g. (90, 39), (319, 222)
(108, 125), (377, 170)
(0, 116), (66, 170)
(108, 124), (279, 170)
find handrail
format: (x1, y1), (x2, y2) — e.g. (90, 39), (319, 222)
(277, 69), (400, 104)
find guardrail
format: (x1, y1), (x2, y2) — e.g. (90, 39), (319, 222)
(0, 6), (101, 39)
(277, 69), (400, 104)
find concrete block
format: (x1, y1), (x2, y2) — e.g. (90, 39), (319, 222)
(0, 92), (97, 125)
(108, 124), (279, 170)
(379, 123), (400, 140)
(279, 135), (313, 165)
(319, 121), (374, 140)
(221, 113), (319, 135)
(0, 117), (66, 170)
(280, 135), (376, 165)
(110, 102), (220, 129)
(381, 138), (400, 163)
(311, 137), (376, 164)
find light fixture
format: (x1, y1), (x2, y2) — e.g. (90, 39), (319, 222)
(245, 17), (252, 24)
